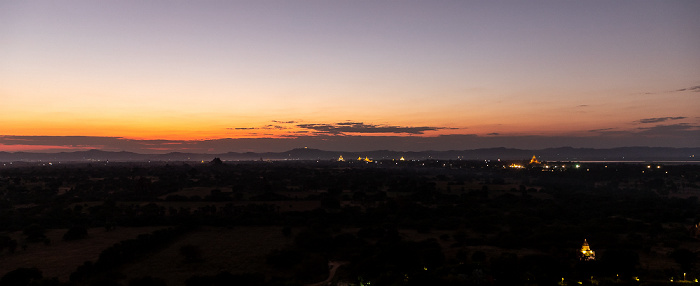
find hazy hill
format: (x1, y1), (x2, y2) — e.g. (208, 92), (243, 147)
(1, 147), (698, 162)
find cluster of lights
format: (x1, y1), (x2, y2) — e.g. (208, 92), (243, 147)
(542, 165), (570, 170)
(560, 275), (700, 284)
(667, 273), (699, 283)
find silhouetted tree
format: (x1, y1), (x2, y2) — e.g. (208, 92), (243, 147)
(600, 249), (639, 276)
(0, 235), (18, 254)
(670, 248), (697, 273)
(179, 244), (203, 263)
(63, 226), (88, 241)
(472, 251), (486, 264)
(282, 226), (292, 238)
(128, 276), (167, 286)
(23, 224), (46, 243)
(0, 268), (42, 286)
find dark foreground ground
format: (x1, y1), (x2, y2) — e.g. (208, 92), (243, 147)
(1, 159), (699, 286)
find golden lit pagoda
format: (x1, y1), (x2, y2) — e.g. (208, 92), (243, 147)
(357, 156), (362, 161)
(529, 155), (540, 164)
(338, 155), (344, 162)
(363, 156), (373, 162)
(579, 239), (595, 261)
(399, 156), (405, 161)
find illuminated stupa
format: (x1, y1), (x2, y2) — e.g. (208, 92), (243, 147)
(338, 155), (344, 162)
(529, 155), (540, 164)
(579, 239), (595, 261)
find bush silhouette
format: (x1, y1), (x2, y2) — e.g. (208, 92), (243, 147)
(63, 226), (88, 241)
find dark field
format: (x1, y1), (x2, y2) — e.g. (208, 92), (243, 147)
(1, 159), (700, 285)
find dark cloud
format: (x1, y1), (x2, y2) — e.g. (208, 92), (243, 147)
(584, 124), (700, 141)
(335, 122), (364, 126)
(676, 85), (700, 92)
(271, 120), (297, 124)
(231, 125), (287, 130)
(487, 133), (500, 136)
(297, 122), (441, 135)
(588, 128), (614, 133)
(637, 123), (700, 135)
(636, 117), (686, 124)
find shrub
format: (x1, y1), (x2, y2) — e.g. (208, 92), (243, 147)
(63, 226), (89, 241)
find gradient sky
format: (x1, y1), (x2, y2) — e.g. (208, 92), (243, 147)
(1, 1), (699, 153)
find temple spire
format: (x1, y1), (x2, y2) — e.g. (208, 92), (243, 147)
(529, 155), (540, 164)
(579, 239), (595, 261)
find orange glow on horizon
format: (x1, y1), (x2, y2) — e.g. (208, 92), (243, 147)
(0, 121), (615, 141)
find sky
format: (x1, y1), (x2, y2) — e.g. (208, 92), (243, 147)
(1, 0), (699, 153)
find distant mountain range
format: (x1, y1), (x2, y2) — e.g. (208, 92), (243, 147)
(0, 147), (698, 162)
